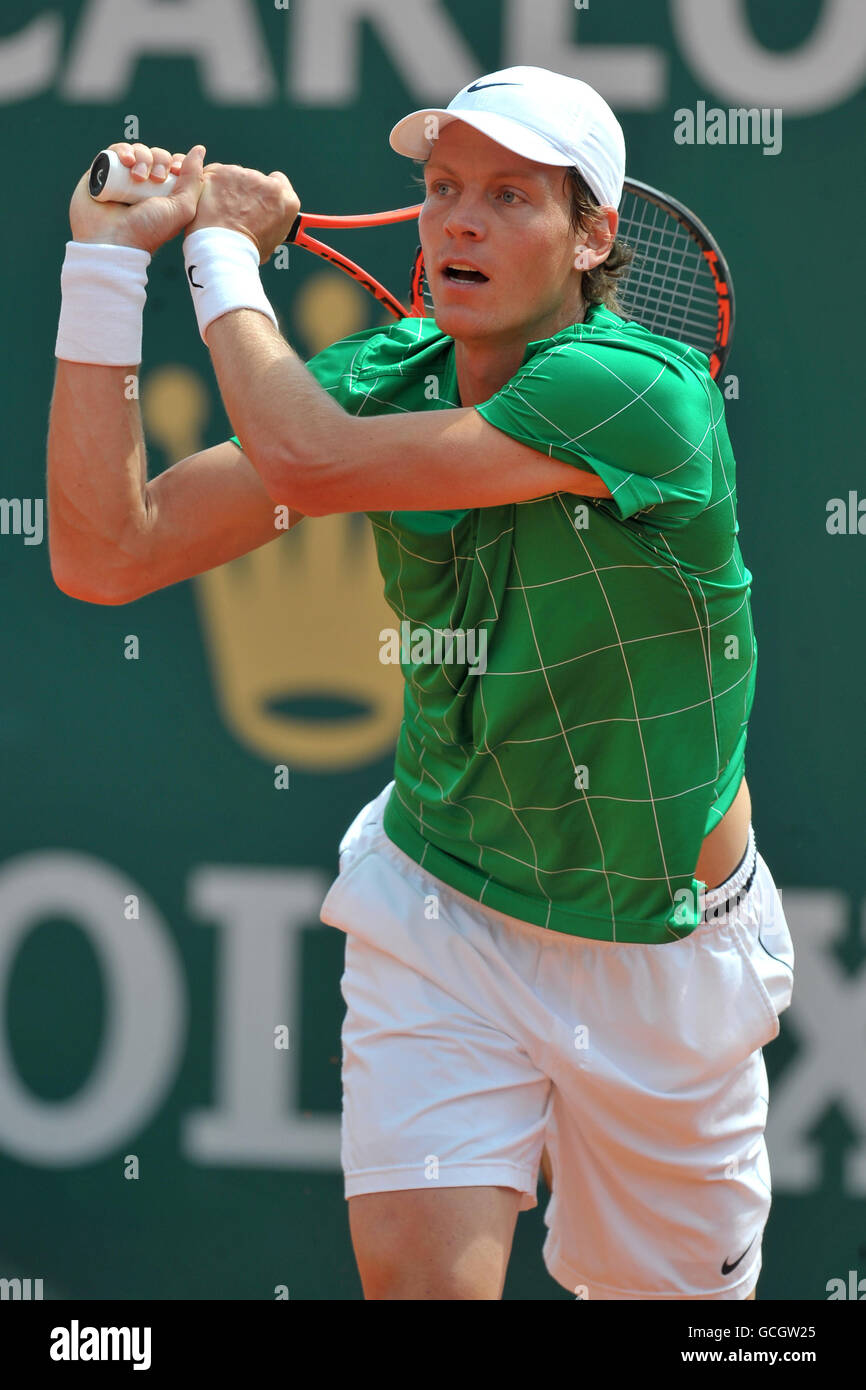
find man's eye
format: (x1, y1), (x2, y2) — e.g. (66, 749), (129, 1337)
(499, 189), (520, 204)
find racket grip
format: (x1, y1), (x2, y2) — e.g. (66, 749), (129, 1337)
(88, 149), (178, 204)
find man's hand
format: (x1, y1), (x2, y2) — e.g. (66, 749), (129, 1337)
(69, 143), (206, 253)
(185, 163), (300, 263)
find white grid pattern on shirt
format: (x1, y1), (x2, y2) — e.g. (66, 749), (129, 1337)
(313, 313), (753, 939)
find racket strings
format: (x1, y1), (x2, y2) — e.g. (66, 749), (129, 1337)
(616, 193), (720, 353)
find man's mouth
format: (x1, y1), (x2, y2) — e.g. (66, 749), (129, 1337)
(442, 261), (490, 285)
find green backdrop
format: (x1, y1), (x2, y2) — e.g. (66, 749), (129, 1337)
(1, 0), (864, 1299)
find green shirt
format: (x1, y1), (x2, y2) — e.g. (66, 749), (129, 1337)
(232, 303), (756, 943)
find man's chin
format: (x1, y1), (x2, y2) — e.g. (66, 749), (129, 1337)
(431, 300), (510, 342)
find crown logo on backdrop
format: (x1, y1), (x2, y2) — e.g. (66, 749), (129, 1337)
(194, 506), (403, 769)
(140, 271), (403, 770)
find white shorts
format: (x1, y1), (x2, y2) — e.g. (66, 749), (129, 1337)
(319, 782), (795, 1300)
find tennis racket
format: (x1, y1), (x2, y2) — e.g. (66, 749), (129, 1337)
(89, 150), (735, 376)
(614, 178), (734, 378)
(287, 179), (735, 377)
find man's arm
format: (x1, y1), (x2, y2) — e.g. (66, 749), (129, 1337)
(48, 142), (304, 607)
(205, 310), (612, 516)
(47, 359), (301, 606)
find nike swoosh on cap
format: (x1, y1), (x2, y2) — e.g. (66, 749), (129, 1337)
(466, 81), (522, 92)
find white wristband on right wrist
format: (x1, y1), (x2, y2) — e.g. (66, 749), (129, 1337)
(55, 241), (151, 365)
(183, 227), (279, 343)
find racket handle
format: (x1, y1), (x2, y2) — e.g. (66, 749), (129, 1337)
(88, 149), (178, 204)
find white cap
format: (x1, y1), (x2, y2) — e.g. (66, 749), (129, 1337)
(389, 65), (625, 210)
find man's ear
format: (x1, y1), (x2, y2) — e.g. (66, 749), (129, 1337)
(576, 207), (618, 272)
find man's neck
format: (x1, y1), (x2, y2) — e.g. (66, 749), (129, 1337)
(454, 339), (527, 408)
(453, 300), (589, 407)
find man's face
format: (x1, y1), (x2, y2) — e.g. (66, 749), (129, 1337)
(418, 121), (581, 345)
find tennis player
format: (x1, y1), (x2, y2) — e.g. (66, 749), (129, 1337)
(48, 66), (794, 1301)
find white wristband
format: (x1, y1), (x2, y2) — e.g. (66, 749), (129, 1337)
(55, 241), (151, 365)
(183, 227), (279, 343)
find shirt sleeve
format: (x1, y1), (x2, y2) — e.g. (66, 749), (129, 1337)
(475, 338), (717, 523)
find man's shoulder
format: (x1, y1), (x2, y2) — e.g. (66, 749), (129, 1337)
(514, 303), (717, 409)
(530, 304), (708, 366)
(307, 317), (452, 382)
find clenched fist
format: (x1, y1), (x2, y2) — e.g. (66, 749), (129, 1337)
(69, 143), (206, 253)
(186, 163), (301, 263)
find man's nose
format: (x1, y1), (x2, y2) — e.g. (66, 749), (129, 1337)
(443, 194), (485, 239)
